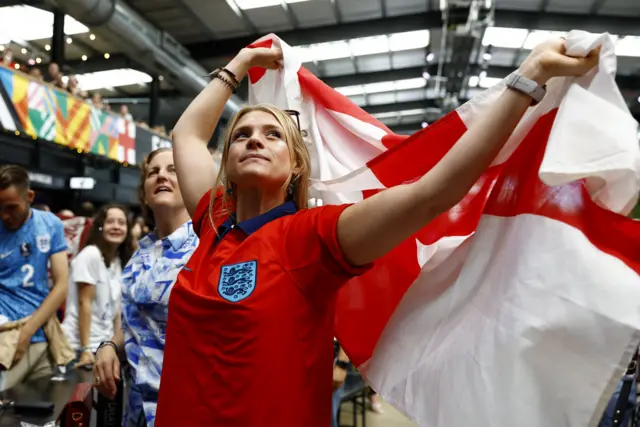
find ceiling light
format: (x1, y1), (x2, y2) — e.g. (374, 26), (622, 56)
(0, 5), (88, 43)
(14, 63), (19, 69)
(615, 36), (640, 57)
(28, 58), (34, 65)
(66, 37), (72, 44)
(233, 0), (309, 10)
(81, 55), (87, 61)
(482, 27), (529, 49)
(0, 46), (4, 51)
(336, 77), (427, 97)
(479, 70), (487, 79)
(389, 30), (430, 52)
(104, 53), (110, 59)
(73, 68), (152, 91)
(349, 35), (389, 57)
(483, 52), (492, 61)
(523, 30), (566, 50)
(297, 29), (431, 63)
(426, 52), (435, 62)
(21, 48), (27, 54)
(89, 34), (95, 40)
(45, 44), (50, 51)
(637, 95), (640, 103)
(421, 122), (428, 128)
(422, 71), (431, 79)
(35, 57), (41, 63)
(158, 75), (164, 81)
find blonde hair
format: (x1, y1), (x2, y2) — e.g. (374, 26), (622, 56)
(208, 104), (311, 228)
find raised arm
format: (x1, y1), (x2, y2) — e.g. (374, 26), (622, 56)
(337, 39), (600, 267)
(172, 45), (282, 216)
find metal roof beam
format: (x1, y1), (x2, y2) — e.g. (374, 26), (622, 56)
(323, 65), (640, 91)
(185, 10), (640, 60)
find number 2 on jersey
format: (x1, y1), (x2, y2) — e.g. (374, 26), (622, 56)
(21, 264), (35, 287)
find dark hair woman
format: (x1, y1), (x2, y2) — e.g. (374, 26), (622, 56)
(61, 204), (135, 368)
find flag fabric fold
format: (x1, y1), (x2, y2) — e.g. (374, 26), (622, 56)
(247, 31), (640, 427)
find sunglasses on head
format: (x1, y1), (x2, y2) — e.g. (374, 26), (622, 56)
(284, 109), (308, 137)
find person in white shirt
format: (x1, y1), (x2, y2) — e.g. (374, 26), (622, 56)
(62, 204), (135, 367)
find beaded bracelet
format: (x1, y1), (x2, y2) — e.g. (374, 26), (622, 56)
(209, 68), (239, 93)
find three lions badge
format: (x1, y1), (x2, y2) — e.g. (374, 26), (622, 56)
(218, 261), (257, 303)
(36, 234), (50, 253)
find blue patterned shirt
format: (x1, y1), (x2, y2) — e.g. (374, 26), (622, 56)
(121, 221), (198, 427)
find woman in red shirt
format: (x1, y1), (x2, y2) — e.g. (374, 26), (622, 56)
(155, 38), (599, 427)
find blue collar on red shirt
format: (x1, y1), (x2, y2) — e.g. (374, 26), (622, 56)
(217, 200), (297, 239)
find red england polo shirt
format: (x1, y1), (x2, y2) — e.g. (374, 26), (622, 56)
(155, 189), (371, 427)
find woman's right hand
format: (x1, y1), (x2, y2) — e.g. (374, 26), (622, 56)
(239, 35), (283, 70)
(93, 345), (121, 399)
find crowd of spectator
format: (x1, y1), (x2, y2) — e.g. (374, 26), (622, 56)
(1, 49), (170, 137)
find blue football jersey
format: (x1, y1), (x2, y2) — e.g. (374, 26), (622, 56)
(0, 209), (67, 342)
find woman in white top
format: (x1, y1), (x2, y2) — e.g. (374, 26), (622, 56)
(62, 204), (135, 368)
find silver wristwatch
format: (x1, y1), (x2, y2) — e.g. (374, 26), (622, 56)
(504, 72), (546, 105)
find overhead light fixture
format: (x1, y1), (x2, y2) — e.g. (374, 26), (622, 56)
(479, 70), (487, 79)
(0, 46), (4, 52)
(104, 53), (110, 59)
(45, 44), (50, 51)
(66, 37), (72, 44)
(158, 75), (164, 81)
(89, 34), (96, 40)
(637, 95), (640, 103)
(233, 0), (309, 10)
(35, 57), (41, 63)
(422, 70), (431, 79)
(28, 58), (35, 65)
(21, 48), (27, 54)
(73, 68), (152, 91)
(482, 44), (493, 61)
(421, 122), (428, 128)
(81, 55), (87, 61)
(426, 52), (435, 62)
(14, 63), (19, 69)
(482, 27), (528, 49)
(336, 77), (427, 97)
(296, 29), (430, 63)
(0, 5), (89, 43)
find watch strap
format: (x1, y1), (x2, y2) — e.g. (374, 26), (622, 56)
(504, 72), (546, 105)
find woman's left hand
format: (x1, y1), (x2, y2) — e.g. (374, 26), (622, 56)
(74, 350), (95, 369)
(519, 38), (600, 84)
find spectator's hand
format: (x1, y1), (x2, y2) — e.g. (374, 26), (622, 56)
(12, 326), (34, 366)
(520, 38), (600, 85)
(239, 35), (283, 71)
(333, 366), (347, 391)
(93, 345), (120, 399)
(74, 350), (95, 369)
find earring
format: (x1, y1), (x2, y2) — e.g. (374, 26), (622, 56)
(287, 183), (294, 197)
(226, 187), (233, 195)
(98, 226), (103, 231)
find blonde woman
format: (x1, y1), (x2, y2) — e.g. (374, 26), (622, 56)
(155, 38), (599, 426)
(92, 148), (197, 427)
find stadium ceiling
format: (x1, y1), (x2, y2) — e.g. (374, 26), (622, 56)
(7, 0), (639, 133)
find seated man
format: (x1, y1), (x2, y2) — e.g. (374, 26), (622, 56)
(0, 165), (68, 391)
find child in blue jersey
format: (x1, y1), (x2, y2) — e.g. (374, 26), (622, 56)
(0, 165), (69, 391)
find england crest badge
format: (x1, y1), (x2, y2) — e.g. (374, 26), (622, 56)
(36, 234), (51, 253)
(218, 260), (257, 303)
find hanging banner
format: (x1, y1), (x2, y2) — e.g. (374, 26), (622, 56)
(0, 66), (137, 163)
